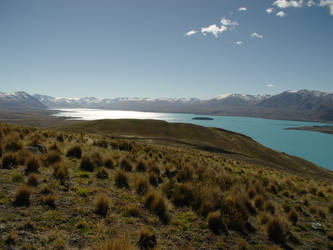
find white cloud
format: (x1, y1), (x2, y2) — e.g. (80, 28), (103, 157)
(201, 24), (228, 38)
(220, 17), (239, 27)
(273, 0), (304, 8)
(276, 10), (287, 16)
(236, 41), (242, 45)
(185, 30), (197, 36)
(307, 0), (316, 7)
(251, 32), (264, 39)
(267, 84), (276, 88)
(238, 7), (247, 11)
(266, 8), (275, 14)
(319, 0), (333, 15)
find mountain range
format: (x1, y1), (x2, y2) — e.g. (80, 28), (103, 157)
(0, 89), (332, 122)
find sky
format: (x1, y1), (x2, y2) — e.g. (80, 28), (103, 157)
(1, 0), (332, 99)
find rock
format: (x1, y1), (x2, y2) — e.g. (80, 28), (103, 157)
(311, 222), (323, 230)
(25, 144), (47, 154)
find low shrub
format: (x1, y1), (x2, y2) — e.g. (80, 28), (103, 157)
(265, 217), (288, 243)
(2, 153), (18, 169)
(137, 228), (157, 249)
(149, 173), (159, 187)
(13, 185), (32, 206)
(80, 156), (95, 172)
(95, 194), (109, 217)
(27, 173), (39, 187)
(115, 170), (129, 188)
(135, 176), (149, 195)
(66, 145), (82, 159)
(96, 168), (109, 179)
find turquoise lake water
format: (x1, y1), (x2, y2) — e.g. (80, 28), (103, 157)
(53, 109), (333, 171)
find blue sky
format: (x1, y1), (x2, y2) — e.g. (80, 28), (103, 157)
(1, 0), (332, 99)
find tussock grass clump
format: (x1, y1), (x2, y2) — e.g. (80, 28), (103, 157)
(25, 157), (41, 174)
(2, 153), (18, 169)
(135, 176), (149, 195)
(42, 194), (57, 208)
(5, 232), (17, 245)
(136, 161), (147, 172)
(254, 195), (264, 210)
(45, 152), (62, 166)
(287, 208), (298, 225)
(56, 134), (64, 142)
(144, 192), (169, 224)
(149, 173), (159, 187)
(5, 140), (22, 152)
(13, 185), (32, 206)
(91, 152), (104, 167)
(66, 145), (82, 159)
(238, 239), (251, 250)
(264, 201), (275, 215)
(121, 159), (132, 172)
(329, 204), (333, 214)
(163, 182), (194, 207)
(96, 168), (109, 179)
(104, 158), (114, 169)
(115, 170), (129, 188)
(49, 143), (61, 153)
(27, 173), (39, 186)
(53, 164), (69, 181)
(177, 166), (193, 183)
(0, 144), (2, 158)
(80, 156), (95, 172)
(265, 217), (288, 243)
(137, 228), (157, 249)
(95, 194), (109, 217)
(207, 211), (227, 234)
(94, 140), (108, 148)
(327, 231), (333, 240)
(96, 235), (136, 250)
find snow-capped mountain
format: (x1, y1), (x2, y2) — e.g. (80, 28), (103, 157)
(0, 91), (47, 110)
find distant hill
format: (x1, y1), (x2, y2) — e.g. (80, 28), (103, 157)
(0, 91), (47, 110)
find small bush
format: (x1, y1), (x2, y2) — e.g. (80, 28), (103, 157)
(104, 158), (114, 169)
(136, 161), (147, 172)
(265, 217), (287, 243)
(95, 194), (109, 217)
(144, 192), (169, 224)
(25, 157), (41, 174)
(80, 156), (95, 172)
(264, 201), (275, 215)
(115, 170), (129, 188)
(135, 176), (149, 195)
(137, 228), (157, 249)
(207, 211), (227, 234)
(5, 140), (22, 152)
(121, 159), (132, 172)
(27, 173), (39, 187)
(2, 153), (18, 169)
(66, 145), (82, 159)
(13, 185), (32, 206)
(42, 194), (57, 208)
(287, 209), (298, 225)
(97, 168), (109, 179)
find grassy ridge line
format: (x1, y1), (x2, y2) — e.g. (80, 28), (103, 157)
(55, 119), (333, 179)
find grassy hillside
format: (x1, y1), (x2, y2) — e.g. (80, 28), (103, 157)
(57, 119), (333, 179)
(0, 121), (332, 249)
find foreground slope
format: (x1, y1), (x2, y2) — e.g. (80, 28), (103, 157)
(0, 121), (332, 249)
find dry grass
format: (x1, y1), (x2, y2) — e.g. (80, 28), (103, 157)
(137, 228), (157, 249)
(95, 194), (109, 217)
(66, 145), (82, 159)
(115, 170), (129, 188)
(1, 153), (18, 169)
(207, 211), (227, 234)
(80, 156), (95, 172)
(27, 173), (39, 187)
(144, 192), (169, 224)
(96, 168), (109, 179)
(135, 176), (149, 195)
(96, 235), (137, 250)
(265, 217), (288, 244)
(13, 185), (32, 206)
(25, 157), (41, 174)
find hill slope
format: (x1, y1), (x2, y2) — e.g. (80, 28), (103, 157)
(57, 119), (333, 179)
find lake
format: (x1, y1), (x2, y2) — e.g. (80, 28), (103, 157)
(52, 108), (333, 171)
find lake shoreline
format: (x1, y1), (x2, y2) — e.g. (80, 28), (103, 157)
(285, 125), (333, 135)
